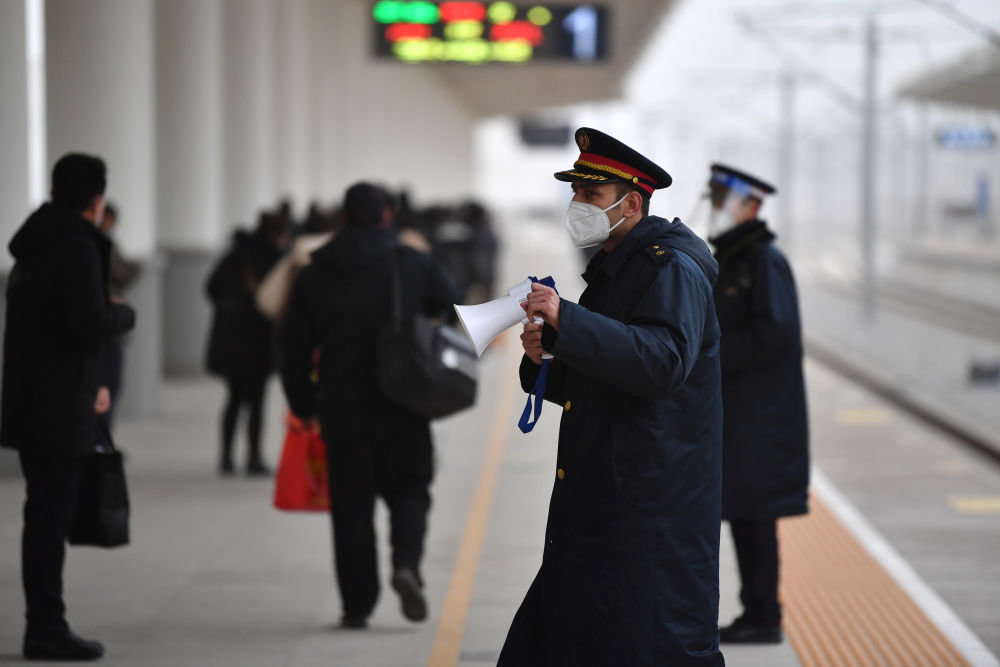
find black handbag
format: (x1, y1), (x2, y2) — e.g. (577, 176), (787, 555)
(69, 424), (130, 548)
(377, 247), (478, 420)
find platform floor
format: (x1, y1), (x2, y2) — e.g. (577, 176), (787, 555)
(0, 213), (996, 666)
(0, 366), (802, 666)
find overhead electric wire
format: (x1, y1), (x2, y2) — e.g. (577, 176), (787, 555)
(734, 13), (862, 114)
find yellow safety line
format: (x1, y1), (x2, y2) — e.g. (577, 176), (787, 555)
(427, 342), (520, 667)
(781, 495), (971, 666)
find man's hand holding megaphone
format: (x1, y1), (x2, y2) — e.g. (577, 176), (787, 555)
(521, 283), (560, 366)
(454, 277), (559, 432)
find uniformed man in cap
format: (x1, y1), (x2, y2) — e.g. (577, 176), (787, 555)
(499, 128), (725, 666)
(707, 164), (809, 644)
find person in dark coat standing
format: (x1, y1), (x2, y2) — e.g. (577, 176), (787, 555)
(96, 201), (141, 433)
(279, 182), (460, 630)
(205, 212), (289, 476)
(707, 164), (809, 644)
(500, 128), (726, 666)
(1, 153), (136, 661)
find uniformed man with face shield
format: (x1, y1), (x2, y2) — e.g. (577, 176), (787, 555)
(499, 128), (726, 666)
(706, 164), (810, 644)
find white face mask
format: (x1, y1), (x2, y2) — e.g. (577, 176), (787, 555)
(564, 192), (629, 248)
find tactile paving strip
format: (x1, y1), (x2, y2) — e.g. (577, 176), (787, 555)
(780, 496), (970, 667)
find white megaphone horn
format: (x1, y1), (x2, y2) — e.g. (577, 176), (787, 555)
(454, 278), (553, 358)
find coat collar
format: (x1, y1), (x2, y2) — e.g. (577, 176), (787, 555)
(709, 219), (773, 264)
(9, 202), (110, 261)
(582, 216), (666, 283)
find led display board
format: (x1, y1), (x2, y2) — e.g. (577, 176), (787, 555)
(372, 2), (609, 64)
(935, 126), (996, 151)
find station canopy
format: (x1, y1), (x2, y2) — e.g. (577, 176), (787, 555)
(897, 45), (1000, 112)
(370, 0), (679, 117)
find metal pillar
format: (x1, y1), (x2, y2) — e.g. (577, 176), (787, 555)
(915, 105), (930, 237)
(778, 70), (796, 250)
(860, 16), (878, 321)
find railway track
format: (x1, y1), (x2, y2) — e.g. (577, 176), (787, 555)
(808, 270), (1000, 464)
(820, 274), (1000, 344)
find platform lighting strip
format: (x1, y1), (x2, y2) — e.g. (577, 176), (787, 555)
(373, 1), (600, 64)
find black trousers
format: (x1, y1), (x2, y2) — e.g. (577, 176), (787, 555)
(19, 451), (82, 638)
(220, 376), (268, 467)
(729, 518), (781, 625)
(101, 339), (125, 432)
(324, 412), (433, 619)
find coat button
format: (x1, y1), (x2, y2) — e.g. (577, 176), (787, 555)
(564, 400), (572, 412)
(557, 468), (565, 480)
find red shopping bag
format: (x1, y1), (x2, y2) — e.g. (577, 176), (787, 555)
(273, 414), (329, 512)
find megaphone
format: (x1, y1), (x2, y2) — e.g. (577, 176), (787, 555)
(455, 278), (553, 357)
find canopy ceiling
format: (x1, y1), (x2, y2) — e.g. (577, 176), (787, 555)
(415, 0), (680, 118)
(898, 46), (1000, 112)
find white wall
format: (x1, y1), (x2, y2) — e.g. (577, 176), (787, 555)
(0, 0), (31, 271)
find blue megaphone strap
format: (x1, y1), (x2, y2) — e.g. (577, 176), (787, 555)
(519, 359), (550, 433)
(518, 276), (558, 434)
(529, 275), (557, 292)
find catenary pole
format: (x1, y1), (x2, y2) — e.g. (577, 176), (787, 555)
(860, 15), (878, 321)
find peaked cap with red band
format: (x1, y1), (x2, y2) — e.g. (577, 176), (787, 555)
(709, 163), (777, 198)
(554, 127), (672, 195)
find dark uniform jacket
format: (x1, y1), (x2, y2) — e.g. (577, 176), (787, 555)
(205, 230), (282, 382)
(710, 220), (808, 521)
(501, 216), (725, 667)
(279, 225), (460, 429)
(1, 203), (136, 457)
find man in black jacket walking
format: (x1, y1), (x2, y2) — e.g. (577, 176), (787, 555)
(1, 153), (136, 661)
(707, 164), (809, 644)
(280, 182), (460, 629)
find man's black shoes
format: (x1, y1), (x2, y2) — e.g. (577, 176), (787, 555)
(24, 631), (105, 661)
(340, 615), (368, 630)
(719, 616), (782, 644)
(245, 462), (272, 478)
(391, 567), (428, 622)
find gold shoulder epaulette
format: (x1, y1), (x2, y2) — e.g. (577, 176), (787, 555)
(644, 244), (671, 265)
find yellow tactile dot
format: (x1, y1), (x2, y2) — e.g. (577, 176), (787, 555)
(948, 496), (1000, 514)
(557, 468), (565, 480)
(564, 400), (572, 412)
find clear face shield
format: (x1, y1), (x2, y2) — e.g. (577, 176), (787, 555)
(687, 173), (756, 239)
(684, 190), (712, 240)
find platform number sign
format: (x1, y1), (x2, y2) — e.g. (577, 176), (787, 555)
(562, 5), (598, 60)
(372, 2), (610, 64)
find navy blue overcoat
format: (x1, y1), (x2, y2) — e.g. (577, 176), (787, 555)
(499, 217), (726, 667)
(710, 220), (809, 521)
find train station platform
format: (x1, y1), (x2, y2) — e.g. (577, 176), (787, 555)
(0, 213), (997, 666)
